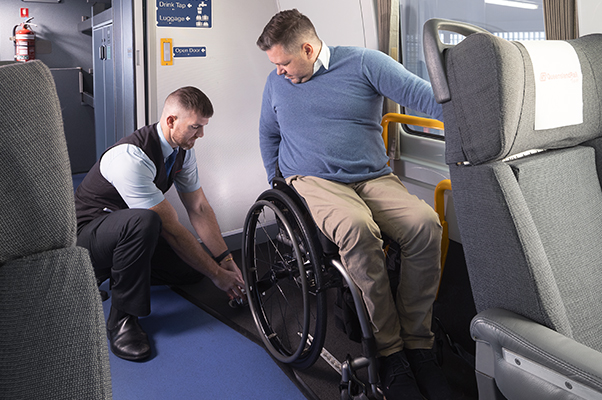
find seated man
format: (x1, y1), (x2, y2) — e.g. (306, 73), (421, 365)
(257, 10), (451, 400)
(75, 86), (244, 361)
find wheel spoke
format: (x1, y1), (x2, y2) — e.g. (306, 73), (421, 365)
(242, 190), (328, 369)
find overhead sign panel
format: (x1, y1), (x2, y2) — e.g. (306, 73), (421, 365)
(157, 0), (212, 28)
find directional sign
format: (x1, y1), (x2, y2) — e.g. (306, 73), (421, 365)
(157, 0), (212, 28)
(173, 46), (207, 58)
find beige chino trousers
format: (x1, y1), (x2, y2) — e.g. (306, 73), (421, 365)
(287, 173), (442, 357)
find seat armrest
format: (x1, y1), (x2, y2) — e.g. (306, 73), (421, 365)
(471, 308), (602, 399)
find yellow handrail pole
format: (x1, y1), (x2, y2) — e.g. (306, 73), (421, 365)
(380, 112), (445, 150)
(434, 179), (452, 298)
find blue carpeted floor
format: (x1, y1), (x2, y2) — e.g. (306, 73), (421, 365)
(99, 282), (306, 399)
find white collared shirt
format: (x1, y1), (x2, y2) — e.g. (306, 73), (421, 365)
(312, 40), (330, 76)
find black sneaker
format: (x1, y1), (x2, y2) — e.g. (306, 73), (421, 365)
(405, 348), (454, 400)
(378, 350), (424, 400)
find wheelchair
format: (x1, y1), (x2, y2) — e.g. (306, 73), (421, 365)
(241, 113), (448, 400)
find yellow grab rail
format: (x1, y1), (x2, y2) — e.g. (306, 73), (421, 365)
(434, 178), (452, 298)
(380, 112), (445, 151)
(434, 179), (452, 269)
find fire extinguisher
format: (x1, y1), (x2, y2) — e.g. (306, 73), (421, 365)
(12, 17), (36, 62)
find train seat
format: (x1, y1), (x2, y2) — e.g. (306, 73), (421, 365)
(0, 61), (112, 399)
(424, 19), (602, 399)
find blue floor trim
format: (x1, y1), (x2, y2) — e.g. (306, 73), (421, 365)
(100, 282), (306, 399)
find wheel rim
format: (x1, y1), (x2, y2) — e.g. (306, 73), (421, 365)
(243, 190), (326, 369)
(243, 199), (312, 364)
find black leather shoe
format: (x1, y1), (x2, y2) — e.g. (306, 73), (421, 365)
(378, 350), (424, 400)
(107, 314), (151, 361)
(405, 348), (454, 400)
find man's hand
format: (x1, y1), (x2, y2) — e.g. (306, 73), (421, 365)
(178, 189), (247, 299)
(212, 261), (245, 300)
(222, 258), (243, 279)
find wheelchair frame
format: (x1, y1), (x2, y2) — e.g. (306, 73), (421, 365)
(242, 178), (382, 399)
(241, 113), (448, 400)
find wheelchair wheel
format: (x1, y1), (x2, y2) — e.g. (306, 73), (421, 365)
(242, 188), (327, 370)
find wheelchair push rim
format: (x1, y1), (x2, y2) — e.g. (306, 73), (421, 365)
(242, 189), (327, 369)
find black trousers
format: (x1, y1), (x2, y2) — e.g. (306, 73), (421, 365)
(77, 209), (204, 316)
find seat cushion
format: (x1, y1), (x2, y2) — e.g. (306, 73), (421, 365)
(0, 246), (112, 399)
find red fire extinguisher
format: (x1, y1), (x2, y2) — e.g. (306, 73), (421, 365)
(13, 18), (36, 62)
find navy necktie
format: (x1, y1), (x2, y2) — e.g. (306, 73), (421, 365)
(165, 148), (178, 176)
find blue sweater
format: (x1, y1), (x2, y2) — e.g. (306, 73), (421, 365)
(259, 46), (443, 184)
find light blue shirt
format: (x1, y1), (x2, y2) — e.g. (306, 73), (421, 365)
(99, 123), (201, 209)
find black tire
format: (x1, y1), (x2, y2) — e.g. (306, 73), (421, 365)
(242, 188), (327, 369)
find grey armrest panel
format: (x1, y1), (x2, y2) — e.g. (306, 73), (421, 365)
(471, 308), (602, 397)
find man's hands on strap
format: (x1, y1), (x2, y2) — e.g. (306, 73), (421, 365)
(213, 257), (245, 300)
(150, 196), (244, 300)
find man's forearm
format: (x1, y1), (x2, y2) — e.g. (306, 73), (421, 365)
(161, 221), (223, 280)
(188, 210), (230, 261)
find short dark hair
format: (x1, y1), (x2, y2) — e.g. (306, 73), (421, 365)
(166, 86), (214, 118)
(256, 9), (319, 53)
